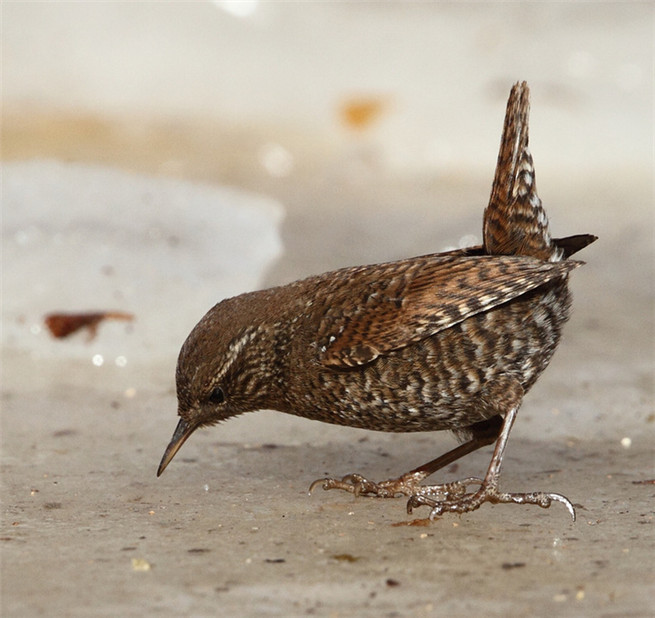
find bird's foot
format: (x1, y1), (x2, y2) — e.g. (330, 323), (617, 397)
(309, 471), (482, 500)
(407, 483), (576, 521)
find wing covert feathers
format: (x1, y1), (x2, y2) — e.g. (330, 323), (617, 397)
(320, 255), (581, 368)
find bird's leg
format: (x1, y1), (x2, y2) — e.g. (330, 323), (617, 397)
(309, 423), (499, 499)
(406, 403), (576, 521)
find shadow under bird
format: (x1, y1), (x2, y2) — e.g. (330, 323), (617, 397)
(157, 82), (596, 521)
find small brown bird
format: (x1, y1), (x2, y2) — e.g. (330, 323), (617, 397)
(157, 82), (596, 521)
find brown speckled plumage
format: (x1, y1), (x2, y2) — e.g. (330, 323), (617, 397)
(158, 82), (596, 521)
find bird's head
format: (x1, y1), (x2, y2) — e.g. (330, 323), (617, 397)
(157, 294), (278, 476)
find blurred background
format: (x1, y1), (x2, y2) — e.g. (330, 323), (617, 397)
(4, 2), (650, 176)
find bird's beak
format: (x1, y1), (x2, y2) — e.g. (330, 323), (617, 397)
(157, 418), (196, 477)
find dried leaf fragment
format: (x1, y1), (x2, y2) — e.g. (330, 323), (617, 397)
(44, 311), (134, 340)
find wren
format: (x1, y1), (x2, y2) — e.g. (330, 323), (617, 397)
(157, 82), (596, 521)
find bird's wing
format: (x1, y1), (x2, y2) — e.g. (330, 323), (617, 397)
(318, 254), (581, 368)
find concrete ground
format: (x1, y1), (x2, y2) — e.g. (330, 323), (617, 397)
(2, 3), (654, 617)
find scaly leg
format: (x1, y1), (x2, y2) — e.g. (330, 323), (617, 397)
(309, 417), (500, 499)
(407, 404), (576, 520)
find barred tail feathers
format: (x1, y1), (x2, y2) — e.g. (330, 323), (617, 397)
(483, 82), (561, 262)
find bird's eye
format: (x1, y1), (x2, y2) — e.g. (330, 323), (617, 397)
(208, 387), (225, 404)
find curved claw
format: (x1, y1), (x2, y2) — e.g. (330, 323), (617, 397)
(308, 478), (329, 495)
(546, 492), (577, 522)
(406, 494), (433, 515)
